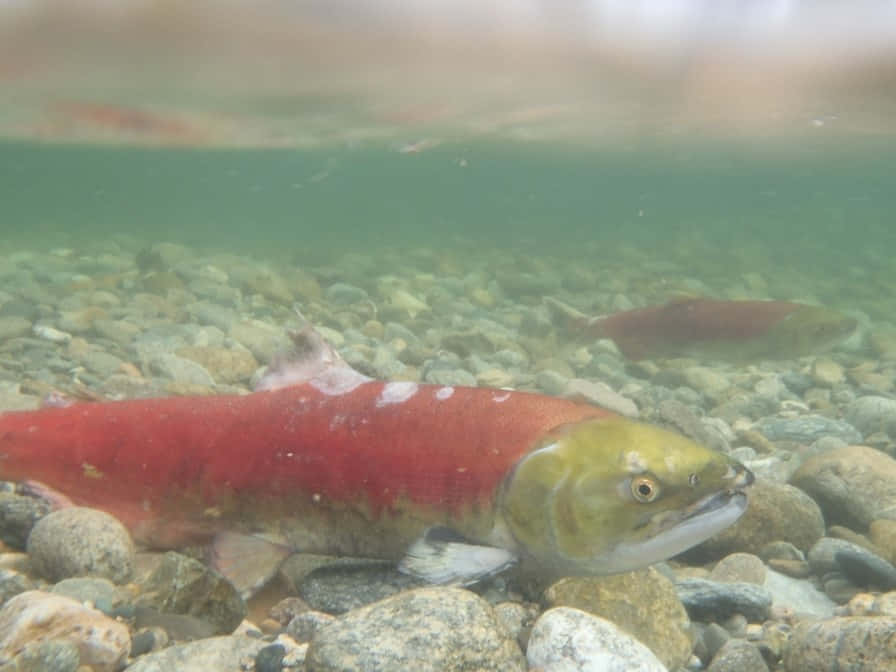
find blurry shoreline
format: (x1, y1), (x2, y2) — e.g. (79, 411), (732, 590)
(2, 1), (896, 148)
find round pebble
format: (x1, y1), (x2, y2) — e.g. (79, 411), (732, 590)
(26, 507), (135, 584)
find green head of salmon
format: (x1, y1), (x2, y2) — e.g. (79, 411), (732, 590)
(500, 417), (753, 575)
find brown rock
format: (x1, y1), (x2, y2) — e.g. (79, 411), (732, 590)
(783, 616), (896, 672)
(0, 591), (130, 671)
(687, 481), (825, 561)
(542, 568), (692, 670)
(791, 444), (896, 529)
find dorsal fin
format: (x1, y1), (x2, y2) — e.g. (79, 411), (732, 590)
(254, 307), (372, 392)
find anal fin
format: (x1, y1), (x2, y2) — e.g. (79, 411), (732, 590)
(209, 531), (293, 599)
(397, 526), (517, 587)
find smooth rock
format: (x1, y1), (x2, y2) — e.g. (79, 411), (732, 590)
(808, 537), (896, 590)
(125, 635), (266, 672)
(148, 352), (216, 387)
(844, 395), (896, 436)
(26, 507), (134, 584)
(687, 481), (824, 560)
(783, 617), (896, 672)
(676, 578), (773, 623)
(543, 569), (691, 670)
(305, 587), (525, 672)
(754, 415), (861, 444)
(134, 551), (246, 635)
(869, 519), (896, 565)
(286, 610), (336, 644)
(707, 638), (769, 672)
(527, 606), (668, 672)
(0, 590), (130, 671)
(810, 358), (845, 387)
(50, 577), (129, 616)
(709, 553), (767, 585)
(175, 345), (258, 385)
(791, 444), (896, 528)
(299, 561), (428, 614)
(763, 568), (836, 619)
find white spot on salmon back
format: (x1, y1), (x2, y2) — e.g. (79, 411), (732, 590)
(492, 391), (511, 403)
(377, 381), (419, 407)
(435, 386), (454, 400)
(310, 368), (371, 396)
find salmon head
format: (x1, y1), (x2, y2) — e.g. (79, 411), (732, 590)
(499, 417), (753, 575)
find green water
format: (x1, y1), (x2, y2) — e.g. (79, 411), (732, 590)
(2, 137), (894, 318)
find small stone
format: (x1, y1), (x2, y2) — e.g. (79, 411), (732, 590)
(527, 607), (667, 672)
(676, 578), (773, 623)
(175, 346), (259, 385)
(754, 415), (861, 444)
(50, 577), (129, 615)
(0, 492), (51, 549)
(709, 553), (767, 585)
(134, 551), (246, 635)
(299, 561), (428, 614)
(124, 635), (266, 672)
(27, 507), (135, 584)
(286, 611), (335, 643)
(869, 519), (896, 565)
(254, 643), (286, 672)
(305, 587), (525, 672)
(844, 395), (896, 436)
(149, 352), (216, 386)
(782, 617), (896, 672)
(834, 543), (896, 590)
(810, 358), (845, 386)
(269, 596), (311, 626)
(0, 568), (35, 605)
(0, 590), (130, 671)
(707, 638), (769, 672)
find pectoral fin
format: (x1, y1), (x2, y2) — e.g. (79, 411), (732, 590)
(397, 527), (518, 586)
(209, 531), (294, 599)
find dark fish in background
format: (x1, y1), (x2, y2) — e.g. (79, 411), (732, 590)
(545, 296), (857, 361)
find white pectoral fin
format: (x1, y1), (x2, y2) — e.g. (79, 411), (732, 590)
(209, 531), (294, 599)
(397, 527), (518, 586)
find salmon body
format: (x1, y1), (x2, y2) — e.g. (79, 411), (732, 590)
(0, 381), (606, 555)
(548, 297), (857, 361)
(0, 320), (753, 590)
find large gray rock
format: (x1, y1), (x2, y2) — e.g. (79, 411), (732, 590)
(687, 481), (825, 560)
(305, 587), (525, 672)
(26, 507), (134, 584)
(783, 617), (896, 672)
(791, 444), (896, 528)
(527, 606), (668, 672)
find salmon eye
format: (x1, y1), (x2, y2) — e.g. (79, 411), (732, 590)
(688, 473), (700, 487)
(631, 476), (660, 503)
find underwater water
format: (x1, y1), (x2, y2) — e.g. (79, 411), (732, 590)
(2, 136), (894, 321)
